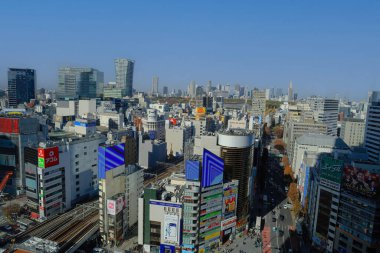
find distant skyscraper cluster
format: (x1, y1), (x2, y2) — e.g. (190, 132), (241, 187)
(57, 67), (104, 100)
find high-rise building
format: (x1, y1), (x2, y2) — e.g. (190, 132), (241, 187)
(306, 154), (380, 253)
(8, 68), (36, 107)
(307, 97), (339, 136)
(283, 120), (328, 164)
(218, 129), (254, 223)
(57, 67), (104, 100)
(365, 91), (380, 163)
(25, 134), (105, 219)
(151, 76), (159, 95)
(98, 142), (144, 245)
(163, 86), (168, 96)
(340, 118), (365, 148)
(251, 89), (266, 118)
(115, 58), (134, 97)
(288, 80), (293, 102)
(188, 81), (196, 98)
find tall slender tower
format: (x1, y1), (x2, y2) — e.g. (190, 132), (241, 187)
(151, 76), (159, 95)
(115, 58), (135, 97)
(288, 80), (293, 102)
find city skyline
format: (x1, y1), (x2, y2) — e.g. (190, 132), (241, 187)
(0, 1), (379, 100)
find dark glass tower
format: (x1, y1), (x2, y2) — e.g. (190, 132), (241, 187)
(218, 130), (254, 223)
(8, 68), (36, 107)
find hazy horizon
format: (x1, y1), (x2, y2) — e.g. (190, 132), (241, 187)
(1, 1), (379, 101)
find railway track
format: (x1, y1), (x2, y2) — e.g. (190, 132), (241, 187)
(15, 200), (98, 243)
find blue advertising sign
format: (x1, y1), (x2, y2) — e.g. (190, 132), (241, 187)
(202, 149), (224, 187)
(160, 244), (175, 253)
(186, 160), (200, 181)
(150, 200), (182, 209)
(98, 143), (125, 179)
(74, 121), (96, 127)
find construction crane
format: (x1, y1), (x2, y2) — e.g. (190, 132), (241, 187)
(0, 171), (13, 203)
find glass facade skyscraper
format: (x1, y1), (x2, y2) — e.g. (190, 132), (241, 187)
(57, 67), (104, 100)
(365, 91), (380, 163)
(115, 58), (134, 97)
(8, 68), (36, 108)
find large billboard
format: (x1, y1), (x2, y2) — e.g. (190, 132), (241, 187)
(0, 118), (20, 134)
(185, 160), (200, 181)
(319, 156), (344, 190)
(107, 195), (125, 215)
(38, 146), (59, 168)
(195, 107), (206, 115)
(98, 143), (125, 178)
(163, 214), (179, 245)
(342, 165), (380, 199)
(202, 149), (224, 188)
(149, 200), (182, 246)
(223, 182), (238, 219)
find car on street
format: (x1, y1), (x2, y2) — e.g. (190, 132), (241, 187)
(272, 226), (277, 232)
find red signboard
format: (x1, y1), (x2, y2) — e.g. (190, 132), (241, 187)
(0, 118), (20, 134)
(38, 146), (59, 168)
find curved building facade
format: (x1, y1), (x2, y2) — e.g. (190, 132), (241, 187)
(218, 130), (254, 223)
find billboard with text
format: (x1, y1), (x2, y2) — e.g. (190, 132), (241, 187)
(38, 146), (59, 168)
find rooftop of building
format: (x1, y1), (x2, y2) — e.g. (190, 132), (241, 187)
(342, 118), (365, 123)
(296, 133), (350, 150)
(219, 128), (253, 136)
(48, 130), (104, 143)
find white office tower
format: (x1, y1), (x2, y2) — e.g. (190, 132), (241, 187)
(188, 81), (196, 98)
(251, 89), (266, 119)
(365, 91), (380, 163)
(307, 97), (339, 136)
(288, 81), (293, 102)
(151, 76), (159, 95)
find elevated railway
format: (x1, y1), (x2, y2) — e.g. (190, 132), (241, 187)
(13, 161), (184, 252)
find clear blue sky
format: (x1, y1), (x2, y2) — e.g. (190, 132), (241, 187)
(1, 1), (379, 100)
